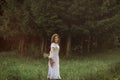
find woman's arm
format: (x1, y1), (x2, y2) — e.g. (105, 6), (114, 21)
(48, 47), (55, 67)
(48, 47), (54, 59)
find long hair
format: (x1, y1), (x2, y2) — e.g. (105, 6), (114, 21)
(51, 33), (60, 44)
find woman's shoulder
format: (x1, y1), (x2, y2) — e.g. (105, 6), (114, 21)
(51, 42), (55, 45)
(51, 42), (56, 47)
(51, 42), (59, 47)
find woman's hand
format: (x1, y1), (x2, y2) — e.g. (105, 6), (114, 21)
(49, 58), (55, 67)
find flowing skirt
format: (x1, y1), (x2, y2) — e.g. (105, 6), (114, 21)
(47, 60), (61, 79)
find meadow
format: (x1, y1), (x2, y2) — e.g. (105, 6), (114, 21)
(0, 49), (120, 80)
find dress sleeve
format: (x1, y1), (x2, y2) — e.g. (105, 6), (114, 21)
(50, 43), (55, 48)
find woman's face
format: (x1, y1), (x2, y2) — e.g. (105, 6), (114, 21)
(54, 36), (59, 43)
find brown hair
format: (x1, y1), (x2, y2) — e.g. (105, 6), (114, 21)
(51, 33), (60, 44)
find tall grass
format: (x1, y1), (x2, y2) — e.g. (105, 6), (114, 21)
(0, 49), (120, 80)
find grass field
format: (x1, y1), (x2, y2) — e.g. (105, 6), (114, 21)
(0, 49), (120, 80)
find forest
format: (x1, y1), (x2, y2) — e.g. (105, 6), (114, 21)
(0, 0), (120, 58)
(0, 0), (120, 80)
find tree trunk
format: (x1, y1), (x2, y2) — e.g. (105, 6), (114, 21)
(94, 36), (98, 51)
(18, 36), (25, 56)
(66, 34), (71, 57)
(44, 38), (47, 53)
(40, 37), (44, 57)
(87, 35), (91, 53)
(80, 37), (83, 54)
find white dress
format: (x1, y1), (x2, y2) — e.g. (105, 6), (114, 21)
(47, 42), (61, 79)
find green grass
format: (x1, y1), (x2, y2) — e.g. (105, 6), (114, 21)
(0, 49), (120, 80)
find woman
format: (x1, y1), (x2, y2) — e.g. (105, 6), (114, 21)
(47, 33), (61, 80)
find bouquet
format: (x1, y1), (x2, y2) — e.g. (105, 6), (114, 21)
(43, 53), (55, 67)
(43, 53), (49, 58)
